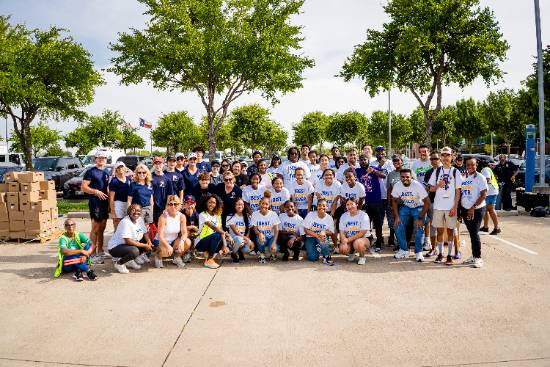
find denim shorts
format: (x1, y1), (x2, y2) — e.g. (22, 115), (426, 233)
(486, 195), (497, 206)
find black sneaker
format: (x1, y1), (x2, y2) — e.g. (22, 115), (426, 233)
(292, 251), (300, 261)
(269, 254), (277, 262)
(237, 249), (245, 261)
(434, 254), (444, 263)
(282, 251), (289, 262)
(73, 271), (84, 282)
(490, 228), (501, 235)
(86, 270), (98, 281)
(231, 252), (240, 263)
(479, 226), (489, 232)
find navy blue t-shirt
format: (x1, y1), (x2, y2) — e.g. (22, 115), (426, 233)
(152, 172), (170, 210)
(183, 210), (200, 227)
(182, 168), (199, 196)
(164, 170), (185, 196)
(356, 167), (382, 204)
(108, 176), (131, 203)
(83, 167), (109, 195)
(197, 161), (211, 173)
(129, 182), (153, 208)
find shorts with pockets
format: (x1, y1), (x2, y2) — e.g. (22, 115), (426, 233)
(486, 195), (497, 206)
(89, 197), (109, 222)
(114, 200), (128, 219)
(432, 209), (457, 229)
(141, 206), (154, 224)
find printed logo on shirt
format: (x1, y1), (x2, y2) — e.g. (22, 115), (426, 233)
(256, 221), (273, 235)
(344, 220), (361, 237)
(399, 191), (418, 206)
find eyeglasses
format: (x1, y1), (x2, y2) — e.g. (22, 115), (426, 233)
(167, 202), (179, 206)
(430, 157), (440, 161)
(221, 164), (229, 167)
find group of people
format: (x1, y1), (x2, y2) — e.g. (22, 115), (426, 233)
(56, 144), (506, 281)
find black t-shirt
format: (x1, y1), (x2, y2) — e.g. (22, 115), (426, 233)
(493, 161), (517, 183)
(214, 183), (242, 217)
(191, 184), (217, 214)
(108, 176), (130, 202)
(235, 174), (249, 188)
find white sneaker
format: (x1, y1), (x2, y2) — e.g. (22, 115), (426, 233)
(423, 239), (432, 251)
(134, 253), (145, 265)
(114, 262), (129, 274)
(172, 257), (186, 269)
(182, 252), (192, 263)
(472, 258), (483, 268)
(463, 256), (475, 264)
(357, 256), (366, 265)
(154, 256), (164, 268)
(394, 249), (408, 259)
(249, 251), (257, 256)
(141, 253), (151, 264)
(347, 253), (356, 262)
(415, 252), (424, 262)
(126, 260), (142, 270)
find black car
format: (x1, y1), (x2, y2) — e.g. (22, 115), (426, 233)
(116, 156), (144, 171)
(0, 164), (23, 183)
(33, 156), (83, 191)
(461, 154), (496, 169)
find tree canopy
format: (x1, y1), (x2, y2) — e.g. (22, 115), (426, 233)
(111, 0), (314, 159)
(9, 123), (61, 157)
(292, 111), (328, 148)
(368, 111), (412, 150)
(151, 111), (201, 154)
(325, 111), (369, 148)
(340, 0), (508, 147)
(65, 110), (125, 156)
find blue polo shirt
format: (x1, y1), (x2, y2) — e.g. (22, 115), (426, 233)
(129, 182), (153, 208)
(182, 168), (199, 196)
(108, 176), (131, 203)
(152, 171), (170, 210)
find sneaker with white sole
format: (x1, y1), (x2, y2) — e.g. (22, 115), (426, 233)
(357, 256), (366, 265)
(423, 239), (432, 251)
(472, 258), (483, 268)
(126, 260), (142, 270)
(394, 249), (408, 259)
(114, 262), (129, 274)
(249, 251), (257, 256)
(463, 256), (475, 265)
(134, 253), (145, 265)
(347, 253), (356, 262)
(154, 256), (163, 268)
(90, 254), (104, 265)
(182, 252), (192, 263)
(172, 257), (186, 269)
(415, 252), (424, 262)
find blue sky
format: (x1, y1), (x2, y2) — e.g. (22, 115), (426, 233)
(1, 0), (549, 147)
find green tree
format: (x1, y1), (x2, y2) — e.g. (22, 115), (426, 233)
(455, 98), (487, 151)
(198, 117), (235, 153)
(9, 123), (61, 157)
(0, 17), (103, 169)
(111, 0), (314, 160)
(368, 111), (412, 150)
(325, 111), (369, 147)
(152, 111), (201, 154)
(432, 105), (458, 146)
(482, 89), (520, 154)
(117, 126), (145, 153)
(292, 111), (329, 150)
(340, 0), (508, 146)
(65, 110), (124, 155)
(44, 144), (71, 157)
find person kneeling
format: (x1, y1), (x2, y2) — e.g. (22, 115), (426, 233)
(277, 201), (304, 261)
(54, 219), (97, 281)
(339, 198), (371, 266)
(108, 204), (154, 274)
(303, 199), (335, 266)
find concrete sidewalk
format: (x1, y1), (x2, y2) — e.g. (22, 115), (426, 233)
(0, 216), (549, 367)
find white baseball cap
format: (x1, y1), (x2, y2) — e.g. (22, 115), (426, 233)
(175, 152), (185, 159)
(188, 152), (198, 159)
(115, 161), (126, 169)
(95, 150), (108, 158)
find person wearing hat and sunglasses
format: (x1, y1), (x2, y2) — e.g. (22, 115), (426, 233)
(109, 161), (131, 231)
(81, 150), (110, 264)
(175, 152), (186, 174)
(210, 160), (223, 185)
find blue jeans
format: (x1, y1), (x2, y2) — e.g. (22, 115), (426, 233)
(304, 237), (330, 261)
(255, 235), (277, 254)
(395, 206), (426, 254)
(62, 244), (90, 273)
(231, 235), (251, 253)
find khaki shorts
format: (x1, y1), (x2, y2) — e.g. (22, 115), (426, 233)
(432, 209), (457, 229)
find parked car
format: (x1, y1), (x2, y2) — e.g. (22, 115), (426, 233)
(63, 165), (134, 199)
(81, 148), (126, 168)
(461, 154), (496, 169)
(116, 155), (145, 171)
(33, 156), (83, 191)
(0, 163), (24, 183)
(515, 158), (550, 188)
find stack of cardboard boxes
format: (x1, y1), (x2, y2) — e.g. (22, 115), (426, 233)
(0, 171), (59, 240)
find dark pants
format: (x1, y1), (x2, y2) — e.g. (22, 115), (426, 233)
(278, 233), (302, 257)
(153, 207), (165, 226)
(196, 232), (223, 257)
(365, 202), (384, 246)
(461, 206), (486, 258)
(501, 182), (513, 210)
(109, 244), (144, 265)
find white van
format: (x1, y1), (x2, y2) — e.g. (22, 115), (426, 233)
(0, 144), (25, 166)
(82, 148), (126, 167)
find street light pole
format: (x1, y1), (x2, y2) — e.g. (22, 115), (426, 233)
(388, 89), (392, 155)
(534, 0), (546, 186)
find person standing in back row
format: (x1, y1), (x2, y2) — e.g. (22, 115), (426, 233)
(493, 154), (518, 211)
(193, 146), (211, 173)
(151, 157), (170, 225)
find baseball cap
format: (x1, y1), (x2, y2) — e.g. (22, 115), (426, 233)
(166, 156), (176, 162)
(456, 154), (463, 160)
(175, 152), (185, 159)
(441, 146), (452, 155)
(153, 156), (164, 164)
(188, 152), (198, 159)
(375, 145), (385, 152)
(184, 195), (196, 204)
(95, 150), (108, 158)
(211, 160), (220, 167)
(114, 161), (126, 169)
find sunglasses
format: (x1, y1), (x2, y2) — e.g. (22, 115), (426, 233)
(441, 153), (451, 157)
(221, 164), (229, 167)
(64, 223), (75, 227)
(430, 157), (440, 161)
(167, 202), (180, 206)
(137, 171), (147, 174)
(176, 157), (185, 160)
(224, 178), (233, 182)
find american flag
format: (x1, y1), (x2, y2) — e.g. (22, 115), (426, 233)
(139, 117), (152, 129)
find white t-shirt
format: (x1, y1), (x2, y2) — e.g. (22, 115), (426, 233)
(108, 216), (147, 250)
(391, 180), (428, 208)
(336, 162), (359, 182)
(259, 173), (272, 189)
(338, 181), (366, 204)
(267, 166), (281, 176)
(250, 210), (280, 238)
(369, 160), (394, 199)
(302, 211), (334, 237)
(310, 168), (327, 188)
(226, 213), (247, 237)
(411, 159), (432, 185)
(242, 185), (267, 212)
(315, 180), (342, 209)
(287, 180), (314, 210)
(269, 187), (291, 214)
(339, 211), (371, 238)
(280, 160), (311, 184)
(428, 167), (464, 211)
(481, 167), (499, 196)
(461, 173), (488, 209)
(279, 213), (304, 236)
(308, 162), (320, 176)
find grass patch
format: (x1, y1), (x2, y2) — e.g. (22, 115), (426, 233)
(57, 199), (89, 215)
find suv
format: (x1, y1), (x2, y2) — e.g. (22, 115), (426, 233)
(33, 156), (83, 191)
(116, 155), (144, 171)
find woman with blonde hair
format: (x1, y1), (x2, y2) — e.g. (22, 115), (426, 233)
(109, 161), (130, 231)
(155, 195), (192, 269)
(128, 163), (154, 224)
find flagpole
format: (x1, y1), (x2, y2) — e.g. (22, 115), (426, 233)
(150, 130), (152, 155)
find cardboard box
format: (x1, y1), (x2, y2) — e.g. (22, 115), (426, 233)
(7, 193), (18, 207)
(25, 210), (49, 222)
(9, 231), (27, 239)
(9, 220), (25, 232)
(50, 207), (58, 220)
(9, 210), (25, 221)
(0, 221), (9, 231)
(8, 182), (19, 192)
(18, 171), (45, 183)
(26, 219), (49, 230)
(0, 183), (7, 192)
(39, 189), (57, 207)
(27, 201), (51, 212)
(19, 182), (40, 193)
(19, 202), (30, 212)
(19, 191), (40, 204)
(26, 229), (48, 238)
(0, 229), (9, 238)
(39, 180), (55, 191)
(0, 203), (7, 221)
(4, 171), (20, 183)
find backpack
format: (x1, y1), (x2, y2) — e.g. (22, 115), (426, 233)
(530, 206), (548, 217)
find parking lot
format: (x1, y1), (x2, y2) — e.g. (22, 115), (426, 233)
(0, 213), (549, 367)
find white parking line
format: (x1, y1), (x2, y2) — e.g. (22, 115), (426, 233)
(485, 235), (539, 255)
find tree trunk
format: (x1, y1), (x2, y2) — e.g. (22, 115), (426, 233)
(422, 109), (433, 148)
(207, 113), (217, 161)
(22, 120), (33, 171)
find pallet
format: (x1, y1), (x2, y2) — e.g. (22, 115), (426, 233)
(13, 229), (64, 244)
